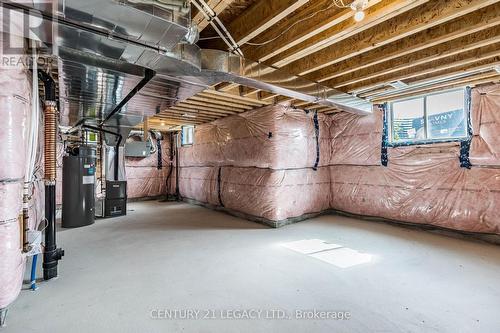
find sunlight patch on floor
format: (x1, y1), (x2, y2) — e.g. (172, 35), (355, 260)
(281, 239), (373, 268)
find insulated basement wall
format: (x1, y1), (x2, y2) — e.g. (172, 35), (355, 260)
(0, 68), (31, 309)
(329, 116), (500, 234)
(329, 84), (499, 234)
(178, 105), (332, 223)
(126, 134), (173, 199)
(176, 85), (500, 235)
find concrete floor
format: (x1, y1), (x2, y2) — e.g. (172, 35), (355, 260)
(6, 201), (500, 333)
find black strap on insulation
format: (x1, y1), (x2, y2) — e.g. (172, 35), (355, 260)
(459, 87), (473, 169)
(217, 166), (224, 207)
(312, 111), (320, 171)
(157, 138), (163, 170)
(381, 103), (389, 167)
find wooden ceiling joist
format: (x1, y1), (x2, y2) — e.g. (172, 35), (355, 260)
(372, 72), (500, 102)
(258, 0), (423, 67)
(175, 103), (238, 115)
(188, 95), (255, 110)
(196, 91), (264, 106)
(258, 92), (279, 101)
(202, 89), (272, 105)
(328, 29), (500, 89)
(193, 0), (236, 32)
(180, 99), (246, 112)
(310, 3), (500, 84)
(408, 59), (500, 86)
(279, 0), (499, 77)
(159, 109), (218, 121)
(229, 0), (309, 46)
(170, 105), (231, 117)
(345, 46), (500, 93)
(152, 116), (204, 125)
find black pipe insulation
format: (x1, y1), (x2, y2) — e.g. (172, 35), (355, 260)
(38, 70), (56, 102)
(43, 184), (64, 280)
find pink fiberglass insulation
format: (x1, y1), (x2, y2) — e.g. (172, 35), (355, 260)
(470, 84), (500, 166)
(177, 105), (332, 222)
(330, 145), (500, 234)
(126, 135), (173, 198)
(329, 106), (383, 166)
(0, 68), (30, 309)
(179, 167), (219, 205)
(175, 86), (500, 234)
(180, 104), (331, 169)
(179, 166), (331, 221)
(220, 166), (331, 221)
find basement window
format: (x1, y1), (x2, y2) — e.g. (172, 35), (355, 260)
(181, 125), (194, 146)
(388, 89), (469, 145)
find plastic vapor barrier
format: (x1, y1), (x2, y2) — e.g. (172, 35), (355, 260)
(470, 84), (500, 166)
(177, 90), (499, 234)
(126, 135), (173, 198)
(180, 104), (331, 169)
(0, 68), (30, 309)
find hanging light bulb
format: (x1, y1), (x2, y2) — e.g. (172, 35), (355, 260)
(354, 10), (365, 22)
(351, 0), (368, 22)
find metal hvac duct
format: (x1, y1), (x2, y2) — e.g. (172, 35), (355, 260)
(2, 0), (372, 124)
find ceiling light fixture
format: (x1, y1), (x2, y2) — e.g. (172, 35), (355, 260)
(351, 0), (368, 22)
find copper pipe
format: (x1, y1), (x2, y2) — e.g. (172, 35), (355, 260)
(44, 101), (57, 182)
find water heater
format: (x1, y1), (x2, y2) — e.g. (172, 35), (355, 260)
(62, 145), (96, 228)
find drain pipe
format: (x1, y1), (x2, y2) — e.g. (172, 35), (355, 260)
(38, 70), (64, 280)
